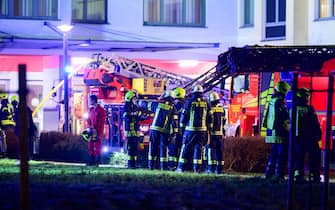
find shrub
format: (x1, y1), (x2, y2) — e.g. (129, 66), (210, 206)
(38, 131), (88, 163)
(224, 136), (271, 173)
(109, 152), (127, 167)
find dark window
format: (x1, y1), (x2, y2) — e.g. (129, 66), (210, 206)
(265, 0), (286, 39)
(143, 0), (205, 27)
(72, 0), (107, 24)
(243, 0), (254, 26)
(0, 0), (57, 19)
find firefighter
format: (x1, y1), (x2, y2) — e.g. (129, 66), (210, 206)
(10, 95), (19, 136)
(168, 87), (186, 170)
(294, 88), (322, 183)
(86, 94), (106, 166)
(140, 90), (178, 170)
(176, 85), (212, 173)
(263, 81), (290, 182)
(122, 90), (144, 169)
(0, 93), (16, 158)
(207, 91), (226, 174)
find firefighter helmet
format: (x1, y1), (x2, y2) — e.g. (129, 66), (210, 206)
(0, 93), (8, 100)
(297, 88), (310, 99)
(125, 90), (136, 102)
(192, 85), (204, 93)
(173, 87), (186, 99)
(275, 81), (291, 95)
(209, 92), (220, 102)
(11, 95), (18, 102)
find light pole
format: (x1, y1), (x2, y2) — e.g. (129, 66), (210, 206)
(57, 24), (73, 133)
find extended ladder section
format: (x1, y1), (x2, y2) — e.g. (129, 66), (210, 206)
(88, 53), (192, 89)
(183, 51), (232, 94)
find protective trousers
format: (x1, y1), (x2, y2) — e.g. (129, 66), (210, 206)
(168, 133), (182, 170)
(127, 136), (139, 168)
(207, 135), (224, 174)
(265, 143), (288, 179)
(148, 130), (169, 170)
(177, 131), (207, 173)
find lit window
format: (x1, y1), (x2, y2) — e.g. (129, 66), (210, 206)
(143, 0), (205, 27)
(318, 0), (334, 18)
(265, 0), (286, 39)
(243, 0), (254, 26)
(72, 0), (107, 24)
(0, 0), (57, 19)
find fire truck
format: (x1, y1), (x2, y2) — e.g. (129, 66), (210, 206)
(81, 53), (192, 150)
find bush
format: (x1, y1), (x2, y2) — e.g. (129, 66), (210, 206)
(109, 152), (127, 167)
(38, 131), (88, 163)
(224, 136), (271, 173)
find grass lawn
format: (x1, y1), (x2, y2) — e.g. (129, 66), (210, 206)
(0, 159), (334, 210)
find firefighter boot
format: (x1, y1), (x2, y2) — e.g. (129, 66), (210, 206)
(96, 155), (101, 166)
(128, 160), (136, 169)
(87, 155), (95, 166)
(215, 165), (223, 175)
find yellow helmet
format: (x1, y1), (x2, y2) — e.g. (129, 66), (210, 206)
(297, 88), (310, 99)
(209, 92), (220, 102)
(11, 95), (18, 102)
(192, 85), (204, 93)
(173, 87), (186, 99)
(0, 93), (8, 100)
(125, 90), (136, 102)
(275, 81), (291, 95)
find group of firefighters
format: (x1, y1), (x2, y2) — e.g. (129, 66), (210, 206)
(0, 93), (37, 159)
(120, 81), (323, 181)
(123, 85), (226, 174)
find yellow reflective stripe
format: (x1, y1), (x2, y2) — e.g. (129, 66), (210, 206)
(218, 161), (224, 166)
(160, 157), (168, 162)
(211, 131), (223, 135)
(148, 155), (157, 160)
(211, 107), (224, 112)
(1, 120), (15, 126)
(128, 155), (137, 161)
(168, 156), (178, 162)
(193, 159), (202, 164)
(150, 126), (169, 133)
(208, 160), (217, 165)
(178, 158), (186, 163)
(185, 127), (207, 131)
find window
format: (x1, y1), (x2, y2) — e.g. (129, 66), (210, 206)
(243, 0), (254, 26)
(318, 0), (335, 18)
(265, 0), (286, 39)
(143, 0), (205, 27)
(0, 0), (57, 19)
(72, 0), (107, 24)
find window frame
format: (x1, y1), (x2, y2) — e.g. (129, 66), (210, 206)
(0, 0), (58, 20)
(317, 0), (335, 19)
(241, 0), (254, 27)
(143, 0), (206, 27)
(264, 0), (286, 40)
(71, 0), (108, 24)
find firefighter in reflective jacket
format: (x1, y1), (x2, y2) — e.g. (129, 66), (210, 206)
(0, 93), (16, 129)
(140, 90), (178, 170)
(294, 88), (322, 183)
(263, 81), (290, 182)
(122, 90), (145, 169)
(0, 93), (16, 158)
(177, 85), (212, 173)
(168, 87), (186, 170)
(207, 92), (226, 174)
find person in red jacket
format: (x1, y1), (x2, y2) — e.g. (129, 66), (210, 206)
(87, 94), (106, 166)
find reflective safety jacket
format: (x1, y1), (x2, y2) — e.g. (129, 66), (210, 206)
(0, 101), (15, 127)
(122, 103), (144, 137)
(294, 100), (321, 141)
(180, 96), (212, 132)
(145, 99), (178, 134)
(210, 103), (226, 136)
(263, 93), (290, 144)
(174, 98), (185, 134)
